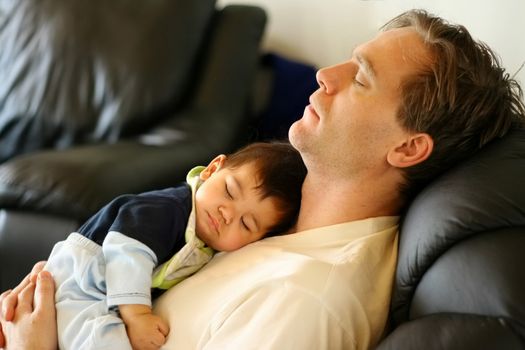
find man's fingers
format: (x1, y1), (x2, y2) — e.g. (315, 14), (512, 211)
(16, 281), (36, 316)
(0, 289), (12, 322)
(2, 289), (19, 322)
(0, 289), (12, 306)
(1, 271), (34, 321)
(33, 271), (56, 317)
(29, 261), (47, 284)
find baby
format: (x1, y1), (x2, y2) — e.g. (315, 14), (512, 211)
(44, 141), (307, 349)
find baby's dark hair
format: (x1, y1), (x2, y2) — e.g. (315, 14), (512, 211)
(223, 142), (307, 236)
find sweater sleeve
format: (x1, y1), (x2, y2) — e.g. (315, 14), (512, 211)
(102, 231), (157, 307)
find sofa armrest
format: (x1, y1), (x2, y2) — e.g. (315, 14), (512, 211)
(0, 136), (219, 221)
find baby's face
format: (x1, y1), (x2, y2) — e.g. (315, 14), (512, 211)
(194, 161), (280, 251)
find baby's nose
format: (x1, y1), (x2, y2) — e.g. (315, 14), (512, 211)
(219, 206), (233, 224)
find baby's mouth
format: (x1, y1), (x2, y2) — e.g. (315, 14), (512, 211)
(208, 212), (220, 235)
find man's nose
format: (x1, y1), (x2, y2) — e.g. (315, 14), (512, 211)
(316, 65), (338, 95)
(316, 62), (350, 95)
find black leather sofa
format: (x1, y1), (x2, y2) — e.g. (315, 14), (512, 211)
(0, 0), (266, 289)
(377, 127), (525, 349)
(1, 1), (525, 349)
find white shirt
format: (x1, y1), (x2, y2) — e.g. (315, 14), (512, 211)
(153, 216), (399, 350)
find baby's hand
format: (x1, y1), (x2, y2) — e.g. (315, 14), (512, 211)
(119, 304), (169, 350)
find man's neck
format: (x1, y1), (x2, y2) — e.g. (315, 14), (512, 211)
(294, 172), (402, 233)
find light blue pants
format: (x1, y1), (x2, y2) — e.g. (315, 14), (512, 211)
(45, 232), (156, 350)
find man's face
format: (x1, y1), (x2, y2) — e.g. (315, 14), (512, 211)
(194, 160), (280, 252)
(289, 27), (431, 177)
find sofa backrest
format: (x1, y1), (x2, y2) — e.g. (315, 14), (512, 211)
(0, 0), (216, 162)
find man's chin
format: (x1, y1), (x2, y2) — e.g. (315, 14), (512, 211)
(289, 123), (318, 154)
(288, 121), (304, 149)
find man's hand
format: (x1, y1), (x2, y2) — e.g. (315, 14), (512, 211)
(0, 261), (47, 325)
(120, 304), (169, 350)
(0, 267), (57, 350)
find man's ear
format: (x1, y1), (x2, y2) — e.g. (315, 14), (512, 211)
(387, 133), (433, 168)
(200, 154), (227, 180)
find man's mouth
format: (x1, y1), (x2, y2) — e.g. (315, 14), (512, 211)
(307, 97), (321, 120)
(306, 104), (319, 118)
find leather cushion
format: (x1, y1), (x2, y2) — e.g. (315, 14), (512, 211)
(0, 0), (216, 162)
(378, 313), (524, 350)
(391, 127), (525, 324)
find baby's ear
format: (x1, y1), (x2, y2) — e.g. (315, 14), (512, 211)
(387, 133), (433, 168)
(200, 154), (227, 180)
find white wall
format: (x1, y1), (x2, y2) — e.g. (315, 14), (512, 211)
(219, 0), (525, 86)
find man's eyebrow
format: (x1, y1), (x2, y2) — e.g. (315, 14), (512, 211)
(356, 53), (376, 79)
